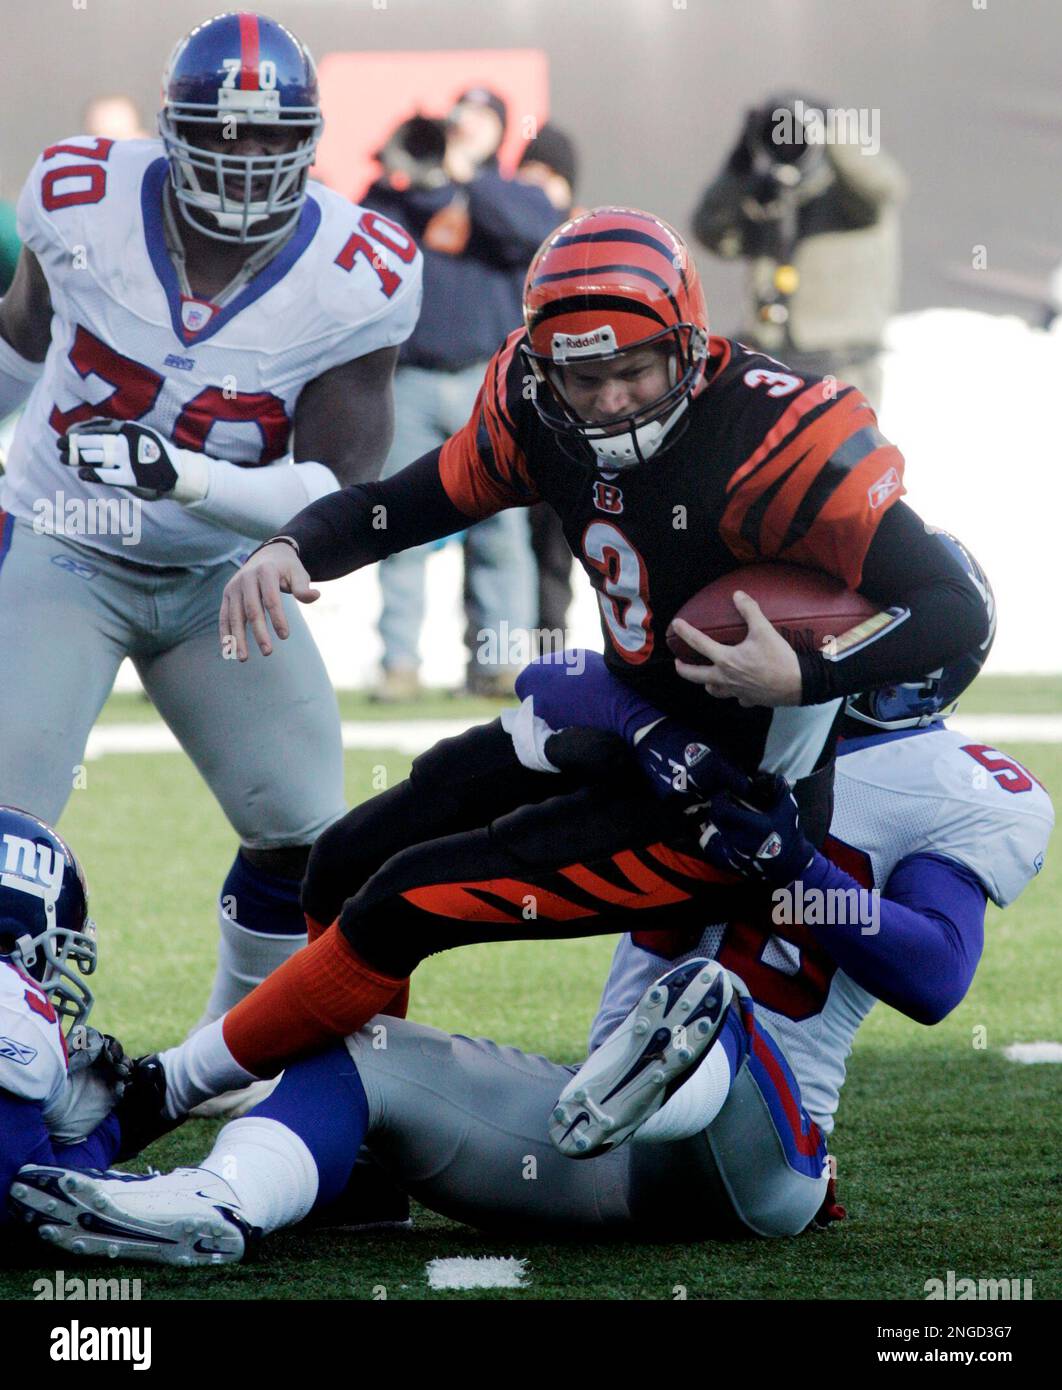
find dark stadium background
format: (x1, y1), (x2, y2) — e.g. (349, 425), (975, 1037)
(3, 0), (1059, 332)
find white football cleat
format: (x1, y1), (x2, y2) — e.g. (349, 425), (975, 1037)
(549, 958), (733, 1158)
(9, 1165), (256, 1267)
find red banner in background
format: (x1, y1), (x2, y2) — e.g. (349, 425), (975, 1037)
(313, 48), (550, 202)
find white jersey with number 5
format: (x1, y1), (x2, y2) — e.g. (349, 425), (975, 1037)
(591, 725), (1054, 1132)
(2, 135), (423, 566)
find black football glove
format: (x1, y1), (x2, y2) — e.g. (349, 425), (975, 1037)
(696, 772), (815, 887)
(543, 727), (633, 782)
(58, 419), (180, 500)
(113, 1054), (183, 1161)
(67, 1027), (134, 1088)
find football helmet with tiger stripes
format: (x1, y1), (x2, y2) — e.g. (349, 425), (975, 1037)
(522, 207), (710, 469)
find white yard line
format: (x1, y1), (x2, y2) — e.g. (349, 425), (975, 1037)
(948, 714), (1062, 744)
(84, 716), (486, 759)
(425, 1256), (528, 1290)
(1002, 1042), (1062, 1064)
(83, 712), (1062, 760)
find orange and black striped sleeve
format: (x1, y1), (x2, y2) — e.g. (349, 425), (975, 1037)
(720, 383), (904, 590)
(437, 328), (541, 519)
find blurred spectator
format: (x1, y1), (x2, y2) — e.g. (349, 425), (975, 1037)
(0, 199), (19, 295)
(516, 123), (579, 213)
(363, 88), (557, 700)
(82, 95), (150, 141)
(516, 124), (582, 641)
(693, 92), (906, 409)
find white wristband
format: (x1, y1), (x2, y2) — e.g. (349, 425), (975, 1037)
(0, 326), (45, 419)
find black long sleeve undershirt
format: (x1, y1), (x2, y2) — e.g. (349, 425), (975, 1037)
(283, 463), (990, 707)
(283, 447), (467, 581)
(796, 501), (990, 704)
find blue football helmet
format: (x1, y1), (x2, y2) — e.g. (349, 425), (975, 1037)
(0, 807), (97, 1035)
(158, 11), (323, 245)
(845, 531), (997, 731)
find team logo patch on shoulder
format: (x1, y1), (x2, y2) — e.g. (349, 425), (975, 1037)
(593, 481), (624, 514)
(0, 1035), (38, 1066)
(868, 466), (901, 509)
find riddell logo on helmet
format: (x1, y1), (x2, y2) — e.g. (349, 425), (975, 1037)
(552, 326), (618, 361)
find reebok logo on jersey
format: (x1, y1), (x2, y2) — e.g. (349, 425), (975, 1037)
(163, 353), (195, 371)
(868, 466), (901, 508)
(0, 1035), (38, 1065)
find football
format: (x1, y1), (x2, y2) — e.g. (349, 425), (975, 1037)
(665, 562), (880, 663)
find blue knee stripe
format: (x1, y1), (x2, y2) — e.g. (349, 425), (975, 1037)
(248, 1042), (369, 1207)
(222, 852), (303, 936)
(735, 996), (826, 1180)
(0, 511), (14, 573)
(718, 1005), (749, 1080)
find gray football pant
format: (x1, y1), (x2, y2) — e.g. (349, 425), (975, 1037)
(348, 1016), (828, 1239)
(0, 519), (344, 846)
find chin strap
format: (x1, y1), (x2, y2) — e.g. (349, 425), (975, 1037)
(588, 396), (690, 468)
(162, 187), (294, 303)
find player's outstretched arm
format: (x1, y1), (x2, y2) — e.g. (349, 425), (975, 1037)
(219, 540), (320, 662)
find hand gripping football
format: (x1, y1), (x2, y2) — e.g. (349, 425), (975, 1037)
(666, 562), (879, 663)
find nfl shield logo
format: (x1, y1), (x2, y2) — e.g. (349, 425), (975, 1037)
(180, 297), (217, 334)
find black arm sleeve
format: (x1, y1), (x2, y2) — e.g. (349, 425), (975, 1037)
(282, 448), (471, 582)
(796, 501), (991, 704)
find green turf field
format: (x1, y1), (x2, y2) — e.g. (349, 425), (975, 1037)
(2, 676), (1059, 1300)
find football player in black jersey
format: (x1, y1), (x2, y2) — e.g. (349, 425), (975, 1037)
(153, 207), (988, 1096)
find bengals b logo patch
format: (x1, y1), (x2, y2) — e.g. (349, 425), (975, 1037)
(593, 481), (624, 514)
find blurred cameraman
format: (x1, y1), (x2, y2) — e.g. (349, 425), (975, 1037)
(362, 89), (558, 700)
(693, 93), (906, 409)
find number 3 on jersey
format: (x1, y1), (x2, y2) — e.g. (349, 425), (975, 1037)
(582, 520), (654, 663)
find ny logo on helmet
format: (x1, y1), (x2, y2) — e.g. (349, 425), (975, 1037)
(0, 835), (63, 902)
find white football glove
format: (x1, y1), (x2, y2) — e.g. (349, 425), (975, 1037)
(59, 420), (198, 501)
(45, 1028), (134, 1144)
